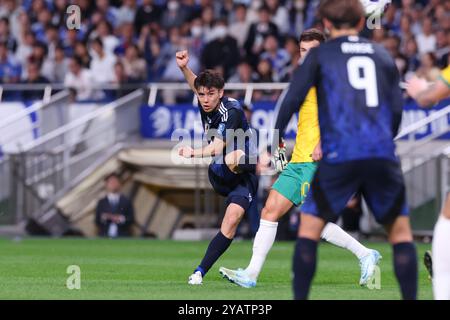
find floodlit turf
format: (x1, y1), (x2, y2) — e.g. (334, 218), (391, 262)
(0, 237), (433, 300)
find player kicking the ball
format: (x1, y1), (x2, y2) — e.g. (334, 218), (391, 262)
(219, 29), (381, 289)
(176, 50), (259, 285)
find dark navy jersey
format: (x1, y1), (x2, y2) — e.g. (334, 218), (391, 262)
(274, 35), (403, 163)
(199, 96), (257, 163)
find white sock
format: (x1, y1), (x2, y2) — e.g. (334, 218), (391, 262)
(320, 222), (371, 260)
(432, 215), (450, 300)
(245, 219), (278, 280)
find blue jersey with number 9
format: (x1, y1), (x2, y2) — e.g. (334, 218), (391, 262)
(275, 35), (403, 163)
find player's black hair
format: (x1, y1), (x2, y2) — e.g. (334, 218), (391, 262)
(194, 70), (225, 90)
(318, 0), (365, 30)
(300, 28), (326, 44)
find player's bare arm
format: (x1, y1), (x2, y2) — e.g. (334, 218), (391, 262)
(176, 50), (197, 93)
(178, 137), (226, 158)
(406, 77), (450, 107)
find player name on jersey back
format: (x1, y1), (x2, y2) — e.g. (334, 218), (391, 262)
(341, 42), (375, 54)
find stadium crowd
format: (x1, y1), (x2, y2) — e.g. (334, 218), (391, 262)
(0, 0), (448, 101)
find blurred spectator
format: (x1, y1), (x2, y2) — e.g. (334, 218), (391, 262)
(0, 41), (21, 83)
(138, 24), (162, 81)
(229, 60), (256, 83)
(260, 34), (290, 81)
(0, 0), (21, 32)
(228, 60), (257, 100)
(181, 0), (203, 22)
(161, 0), (190, 29)
(111, 61), (136, 98)
(255, 58), (274, 83)
(15, 31), (35, 67)
(74, 41), (91, 69)
(89, 37), (117, 84)
(408, 5), (423, 35)
(403, 36), (420, 75)
(398, 14), (413, 43)
(52, 0), (70, 28)
(279, 35), (300, 81)
(201, 19), (240, 80)
(116, 0), (138, 27)
(435, 29), (449, 68)
(288, 0), (307, 37)
(27, 41), (48, 69)
(266, 0), (290, 35)
(95, 0), (119, 27)
(0, 17), (17, 53)
(188, 17), (205, 58)
(31, 7), (52, 43)
(90, 20), (120, 55)
(228, 3), (250, 49)
(114, 22), (137, 56)
(382, 2), (401, 34)
(28, 0), (47, 25)
(0, 0), (444, 102)
(95, 173), (134, 238)
(244, 5), (279, 68)
(121, 44), (147, 81)
(415, 17), (436, 54)
(154, 26), (185, 80)
(64, 56), (96, 101)
(42, 45), (69, 83)
(61, 29), (78, 57)
(134, 0), (162, 35)
(253, 58), (277, 101)
(415, 52), (441, 82)
(200, 5), (216, 42)
(383, 35), (408, 77)
(21, 61), (49, 101)
(44, 24), (59, 60)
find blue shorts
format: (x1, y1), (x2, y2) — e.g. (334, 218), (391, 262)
(300, 159), (409, 225)
(208, 162), (258, 211)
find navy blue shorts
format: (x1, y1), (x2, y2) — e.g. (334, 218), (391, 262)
(300, 159), (409, 225)
(208, 162), (258, 211)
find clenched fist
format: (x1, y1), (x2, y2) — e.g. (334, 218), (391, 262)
(176, 50), (189, 69)
(178, 146), (193, 158)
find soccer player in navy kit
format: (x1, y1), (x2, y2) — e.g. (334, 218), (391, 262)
(273, 0), (417, 299)
(176, 50), (258, 285)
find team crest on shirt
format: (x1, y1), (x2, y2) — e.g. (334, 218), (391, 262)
(218, 123), (225, 135)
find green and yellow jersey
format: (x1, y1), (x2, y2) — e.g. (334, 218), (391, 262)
(271, 87), (320, 206)
(290, 87), (320, 163)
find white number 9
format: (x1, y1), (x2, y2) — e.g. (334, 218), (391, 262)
(347, 56), (379, 108)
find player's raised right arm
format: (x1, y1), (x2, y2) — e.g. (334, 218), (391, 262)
(176, 50), (197, 93)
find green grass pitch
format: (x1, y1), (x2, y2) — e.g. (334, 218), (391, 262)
(0, 237), (433, 300)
